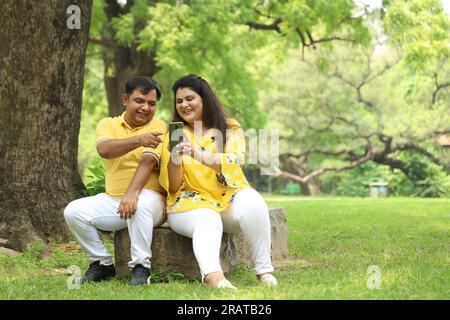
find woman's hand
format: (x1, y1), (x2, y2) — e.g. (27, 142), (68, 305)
(170, 134), (194, 165)
(175, 140), (194, 157)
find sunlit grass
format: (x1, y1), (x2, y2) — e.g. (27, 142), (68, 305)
(0, 196), (449, 299)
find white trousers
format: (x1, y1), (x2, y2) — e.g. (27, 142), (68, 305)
(168, 188), (274, 279)
(64, 189), (165, 269)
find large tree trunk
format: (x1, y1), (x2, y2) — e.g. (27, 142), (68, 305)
(0, 0), (92, 251)
(297, 156), (320, 195)
(299, 180), (320, 196)
(279, 153), (321, 196)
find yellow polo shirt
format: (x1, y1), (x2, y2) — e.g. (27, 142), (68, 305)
(95, 112), (168, 198)
(159, 118), (250, 214)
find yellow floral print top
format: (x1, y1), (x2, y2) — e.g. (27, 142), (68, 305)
(159, 118), (250, 214)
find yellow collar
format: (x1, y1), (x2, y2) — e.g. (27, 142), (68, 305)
(120, 112), (155, 131)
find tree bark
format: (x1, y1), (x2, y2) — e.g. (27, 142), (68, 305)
(279, 153), (320, 195)
(0, 0), (92, 251)
(296, 155), (320, 196)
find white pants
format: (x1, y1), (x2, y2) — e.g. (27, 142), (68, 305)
(168, 188), (274, 279)
(64, 189), (165, 269)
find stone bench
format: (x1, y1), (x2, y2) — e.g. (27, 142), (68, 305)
(114, 207), (288, 280)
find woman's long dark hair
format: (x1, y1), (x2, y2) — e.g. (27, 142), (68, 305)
(172, 75), (230, 147)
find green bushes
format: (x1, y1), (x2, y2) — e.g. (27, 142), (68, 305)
(83, 156), (106, 196)
(389, 152), (450, 197)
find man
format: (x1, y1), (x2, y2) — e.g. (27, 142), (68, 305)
(64, 76), (167, 286)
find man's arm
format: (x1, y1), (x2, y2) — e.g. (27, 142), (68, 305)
(118, 155), (158, 220)
(97, 132), (163, 159)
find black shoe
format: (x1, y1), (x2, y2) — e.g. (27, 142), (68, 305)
(129, 264), (151, 286)
(81, 261), (116, 283)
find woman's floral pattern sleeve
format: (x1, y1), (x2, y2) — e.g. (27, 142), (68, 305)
(216, 125), (246, 187)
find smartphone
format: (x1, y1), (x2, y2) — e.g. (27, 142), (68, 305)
(168, 121), (184, 152)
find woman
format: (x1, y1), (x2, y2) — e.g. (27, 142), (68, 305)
(159, 75), (278, 289)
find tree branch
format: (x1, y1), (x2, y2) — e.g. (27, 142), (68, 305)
(274, 150), (373, 183)
(246, 18), (283, 33)
(334, 115), (376, 139)
(431, 72), (450, 107)
(372, 155), (409, 173)
(305, 115), (334, 133)
(395, 142), (448, 168)
(329, 53), (400, 110)
(282, 148), (360, 159)
(274, 140), (374, 183)
(306, 35), (356, 47)
(88, 37), (117, 48)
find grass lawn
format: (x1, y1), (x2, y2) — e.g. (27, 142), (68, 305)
(0, 196), (449, 300)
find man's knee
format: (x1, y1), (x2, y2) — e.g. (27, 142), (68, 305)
(135, 196), (163, 219)
(238, 191), (268, 211)
(64, 199), (85, 224)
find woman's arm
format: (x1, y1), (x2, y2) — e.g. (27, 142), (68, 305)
(168, 150), (184, 194)
(174, 138), (222, 173)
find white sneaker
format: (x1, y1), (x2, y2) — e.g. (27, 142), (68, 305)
(217, 279), (237, 290)
(259, 274), (278, 286)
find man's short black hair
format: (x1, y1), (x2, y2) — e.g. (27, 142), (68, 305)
(125, 76), (162, 100)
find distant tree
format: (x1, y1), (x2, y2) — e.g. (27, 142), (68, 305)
(264, 42), (449, 194)
(253, 0), (450, 195)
